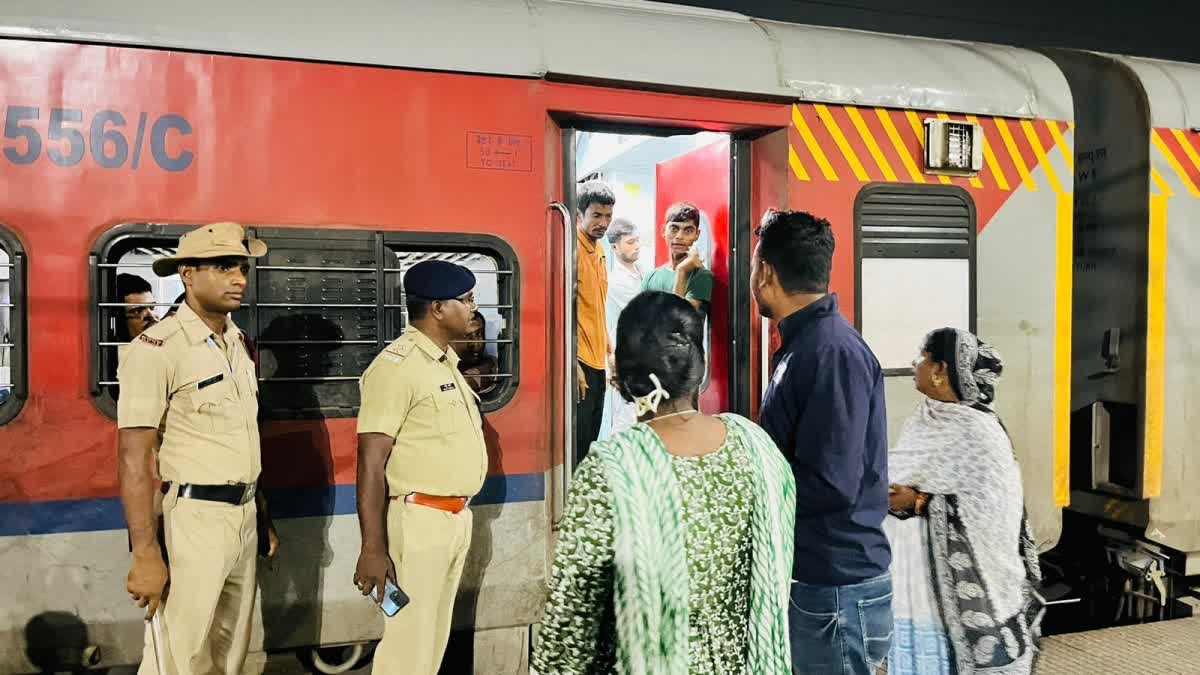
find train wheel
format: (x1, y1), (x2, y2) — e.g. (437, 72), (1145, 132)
(297, 641), (376, 674)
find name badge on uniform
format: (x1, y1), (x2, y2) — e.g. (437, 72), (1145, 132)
(440, 382), (456, 392)
(197, 373), (225, 390)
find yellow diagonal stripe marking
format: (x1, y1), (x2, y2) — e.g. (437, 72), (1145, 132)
(938, 113), (983, 188)
(788, 144), (810, 181)
(792, 106), (837, 181)
(905, 110), (951, 185)
(1047, 120), (1073, 170)
(967, 115), (1010, 191)
(1022, 119), (1064, 195)
(1151, 166), (1174, 197)
(1170, 128), (1200, 176)
(846, 106), (897, 181)
(876, 108), (924, 183)
(1153, 129), (1200, 197)
(995, 118), (1036, 191)
(815, 104), (870, 181)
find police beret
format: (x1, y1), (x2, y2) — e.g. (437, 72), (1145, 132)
(403, 260), (476, 300)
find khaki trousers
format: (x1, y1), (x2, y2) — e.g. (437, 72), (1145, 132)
(138, 488), (258, 675)
(374, 500), (473, 675)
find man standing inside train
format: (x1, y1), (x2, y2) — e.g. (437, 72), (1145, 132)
(751, 209), (892, 674)
(641, 201), (713, 315)
(604, 217), (643, 435)
(573, 180), (615, 463)
(117, 222), (279, 675)
(354, 260), (488, 675)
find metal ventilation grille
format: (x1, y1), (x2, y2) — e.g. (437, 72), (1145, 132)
(857, 188), (973, 259)
(91, 226), (521, 418)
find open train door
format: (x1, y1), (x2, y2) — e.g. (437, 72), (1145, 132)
(654, 131), (789, 419)
(654, 138), (732, 414)
(546, 119), (574, 527)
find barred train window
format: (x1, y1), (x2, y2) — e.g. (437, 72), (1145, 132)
(0, 226), (26, 424)
(854, 184), (976, 374)
(91, 224), (519, 419)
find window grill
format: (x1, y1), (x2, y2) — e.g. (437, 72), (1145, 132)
(0, 226), (26, 425)
(91, 224), (519, 418)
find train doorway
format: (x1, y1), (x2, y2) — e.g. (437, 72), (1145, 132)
(560, 125), (753, 474)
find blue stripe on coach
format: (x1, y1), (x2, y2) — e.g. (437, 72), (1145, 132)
(0, 472), (545, 537)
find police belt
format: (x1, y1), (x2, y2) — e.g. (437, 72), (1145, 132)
(391, 492), (469, 514)
(162, 481), (257, 506)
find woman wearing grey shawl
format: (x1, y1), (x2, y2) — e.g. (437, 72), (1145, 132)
(885, 328), (1045, 674)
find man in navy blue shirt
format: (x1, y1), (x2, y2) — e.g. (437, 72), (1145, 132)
(752, 209), (892, 674)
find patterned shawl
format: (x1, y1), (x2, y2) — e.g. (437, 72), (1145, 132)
(591, 413), (795, 674)
(892, 327), (1045, 673)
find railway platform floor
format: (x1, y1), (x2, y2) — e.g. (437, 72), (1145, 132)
(143, 616), (1200, 673)
(1035, 616), (1200, 674)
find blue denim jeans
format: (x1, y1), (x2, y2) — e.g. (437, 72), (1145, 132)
(789, 572), (893, 675)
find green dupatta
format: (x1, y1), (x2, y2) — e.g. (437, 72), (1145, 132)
(590, 413), (796, 674)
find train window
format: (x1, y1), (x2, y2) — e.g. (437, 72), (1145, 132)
(382, 234), (520, 413)
(91, 225), (519, 418)
(0, 227), (26, 425)
(853, 184), (977, 374)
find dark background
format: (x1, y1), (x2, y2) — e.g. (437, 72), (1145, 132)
(671, 1), (1199, 64)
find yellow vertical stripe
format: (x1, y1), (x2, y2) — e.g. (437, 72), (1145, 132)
(966, 115), (1010, 191)
(815, 104), (870, 181)
(937, 113), (983, 188)
(846, 106), (897, 181)
(1053, 193), (1073, 507)
(1170, 128), (1200, 174)
(1152, 129), (1200, 196)
(876, 108), (925, 183)
(788, 144), (810, 181)
(1143, 194), (1167, 498)
(905, 110), (952, 185)
(1047, 120), (1074, 170)
(1021, 120), (1064, 194)
(792, 106), (838, 181)
(995, 118), (1037, 191)
(1151, 167), (1175, 197)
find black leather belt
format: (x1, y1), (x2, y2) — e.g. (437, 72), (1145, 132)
(162, 481), (256, 506)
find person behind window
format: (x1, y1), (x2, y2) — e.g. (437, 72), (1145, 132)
(604, 217), (642, 435)
(886, 328), (1044, 674)
(456, 310), (498, 396)
(116, 273), (158, 341)
(163, 291), (186, 320)
(574, 180), (615, 464)
(534, 290), (796, 674)
(752, 209), (892, 675)
(641, 202), (713, 315)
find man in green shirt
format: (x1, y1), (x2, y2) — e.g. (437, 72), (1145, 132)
(641, 201), (713, 314)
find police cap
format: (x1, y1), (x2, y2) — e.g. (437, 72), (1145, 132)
(403, 260), (476, 300)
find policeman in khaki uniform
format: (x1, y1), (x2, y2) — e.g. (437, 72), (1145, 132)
(117, 222), (279, 675)
(354, 260), (489, 675)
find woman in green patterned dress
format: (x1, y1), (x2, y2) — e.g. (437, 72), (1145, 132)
(533, 291), (796, 674)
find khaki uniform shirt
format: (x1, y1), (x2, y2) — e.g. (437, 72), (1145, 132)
(117, 302), (261, 485)
(357, 328), (487, 498)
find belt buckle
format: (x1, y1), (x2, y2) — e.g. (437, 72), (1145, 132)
(241, 482), (256, 505)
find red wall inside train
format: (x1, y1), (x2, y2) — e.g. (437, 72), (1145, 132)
(654, 138), (731, 413)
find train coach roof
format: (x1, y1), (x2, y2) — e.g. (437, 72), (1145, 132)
(2, 0), (1072, 119)
(1115, 56), (1200, 130)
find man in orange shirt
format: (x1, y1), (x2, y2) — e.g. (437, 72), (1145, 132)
(574, 180), (615, 463)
